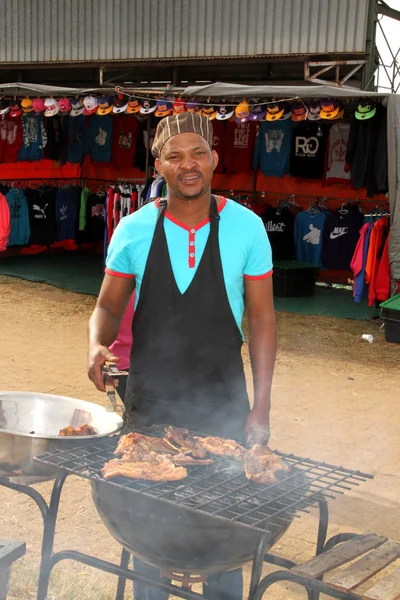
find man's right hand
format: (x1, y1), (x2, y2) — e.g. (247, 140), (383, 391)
(88, 345), (120, 392)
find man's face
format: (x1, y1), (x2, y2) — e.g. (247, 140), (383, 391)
(155, 133), (218, 200)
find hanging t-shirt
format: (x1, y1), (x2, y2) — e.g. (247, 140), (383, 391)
(253, 119), (293, 177)
(261, 206), (295, 261)
(0, 115), (23, 163)
(321, 210), (363, 270)
(294, 210), (327, 266)
(6, 188), (30, 246)
(224, 121), (257, 173)
(290, 122), (329, 179)
(325, 122), (351, 184)
(88, 115), (112, 163)
(44, 115), (68, 163)
(112, 115), (140, 169)
(68, 115), (89, 164)
(55, 187), (79, 241)
(18, 114), (47, 161)
(86, 193), (106, 242)
(212, 119), (226, 174)
(25, 187), (58, 246)
(135, 119), (156, 172)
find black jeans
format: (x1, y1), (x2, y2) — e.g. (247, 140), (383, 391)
(133, 558), (243, 600)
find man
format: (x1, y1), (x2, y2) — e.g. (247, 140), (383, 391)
(88, 112), (276, 600)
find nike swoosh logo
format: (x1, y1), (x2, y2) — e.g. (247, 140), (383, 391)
(330, 232), (347, 239)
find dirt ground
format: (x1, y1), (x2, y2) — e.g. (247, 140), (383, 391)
(0, 275), (399, 600)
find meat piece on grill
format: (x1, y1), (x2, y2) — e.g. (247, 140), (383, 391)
(242, 445), (290, 484)
(164, 426), (207, 458)
(114, 432), (153, 455)
(101, 455), (187, 481)
(194, 435), (246, 458)
(172, 455), (213, 466)
(58, 424), (97, 436)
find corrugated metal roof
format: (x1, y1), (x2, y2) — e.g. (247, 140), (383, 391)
(0, 0), (370, 64)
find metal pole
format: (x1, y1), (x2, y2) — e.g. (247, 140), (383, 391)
(145, 116), (151, 180)
(364, 0), (378, 90)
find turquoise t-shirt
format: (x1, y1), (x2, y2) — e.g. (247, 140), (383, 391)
(105, 198), (273, 337)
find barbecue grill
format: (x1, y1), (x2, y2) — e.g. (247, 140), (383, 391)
(35, 425), (374, 582)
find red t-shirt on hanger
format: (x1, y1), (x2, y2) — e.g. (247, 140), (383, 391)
(112, 115), (141, 170)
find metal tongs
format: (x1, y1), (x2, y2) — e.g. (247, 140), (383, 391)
(102, 362), (128, 415)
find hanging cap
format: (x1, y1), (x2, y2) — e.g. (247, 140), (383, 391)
(125, 96), (141, 114)
(266, 102), (285, 121)
(58, 97), (72, 113)
(186, 99), (201, 113)
(9, 99), (22, 118)
(21, 98), (34, 113)
(291, 102), (307, 121)
(216, 104), (235, 121)
(173, 98), (187, 115)
(32, 98), (45, 113)
(97, 95), (114, 116)
(70, 97), (85, 117)
(113, 95), (129, 114)
(155, 98), (174, 118)
(202, 103), (218, 120)
(140, 97), (157, 115)
(152, 112), (213, 158)
(355, 99), (376, 120)
(320, 99), (340, 120)
(307, 100), (321, 121)
(235, 101), (251, 123)
(0, 99), (10, 115)
(83, 95), (99, 115)
(44, 97), (60, 117)
(250, 105), (267, 121)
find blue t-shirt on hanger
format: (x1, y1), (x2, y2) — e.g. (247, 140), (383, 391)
(294, 210), (327, 266)
(253, 119), (293, 177)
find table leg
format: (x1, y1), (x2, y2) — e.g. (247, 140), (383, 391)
(115, 548), (130, 600)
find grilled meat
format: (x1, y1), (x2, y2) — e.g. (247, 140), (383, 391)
(114, 432), (151, 454)
(58, 424), (97, 436)
(102, 454), (187, 481)
(194, 435), (246, 458)
(164, 426), (207, 458)
(242, 445), (290, 484)
(172, 455), (213, 466)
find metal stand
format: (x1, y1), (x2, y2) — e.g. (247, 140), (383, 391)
(0, 476), (330, 600)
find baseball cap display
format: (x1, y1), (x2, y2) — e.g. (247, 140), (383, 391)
(307, 100), (321, 121)
(140, 98), (157, 115)
(125, 96), (141, 114)
(355, 100), (376, 120)
(173, 98), (187, 115)
(216, 104), (235, 121)
(235, 101), (251, 123)
(186, 100), (201, 113)
(250, 104), (267, 121)
(9, 100), (22, 118)
(291, 102), (307, 121)
(58, 97), (72, 114)
(70, 97), (85, 117)
(280, 106), (292, 120)
(0, 99), (10, 115)
(44, 97), (60, 117)
(266, 102), (285, 121)
(32, 98), (45, 113)
(202, 103), (218, 120)
(155, 99), (173, 117)
(97, 96), (114, 116)
(21, 98), (34, 113)
(113, 95), (129, 114)
(83, 95), (99, 115)
(320, 99), (340, 120)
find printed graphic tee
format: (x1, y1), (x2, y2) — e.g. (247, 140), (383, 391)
(294, 210), (327, 266)
(253, 119), (293, 177)
(88, 115), (113, 163)
(290, 122), (329, 179)
(261, 206), (295, 260)
(25, 187), (58, 245)
(325, 122), (351, 184)
(321, 210), (363, 269)
(224, 121), (258, 173)
(112, 114), (140, 169)
(0, 115), (23, 163)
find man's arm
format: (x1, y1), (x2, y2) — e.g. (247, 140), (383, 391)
(244, 276), (277, 445)
(88, 274), (135, 391)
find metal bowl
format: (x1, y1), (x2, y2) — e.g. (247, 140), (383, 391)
(0, 391), (123, 477)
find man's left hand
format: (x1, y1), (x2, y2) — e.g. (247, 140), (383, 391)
(244, 407), (270, 446)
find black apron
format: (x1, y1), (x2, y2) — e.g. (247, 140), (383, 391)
(125, 196), (249, 442)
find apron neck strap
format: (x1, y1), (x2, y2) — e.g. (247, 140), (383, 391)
(158, 195), (219, 222)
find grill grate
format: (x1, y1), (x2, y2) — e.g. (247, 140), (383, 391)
(35, 425), (373, 534)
